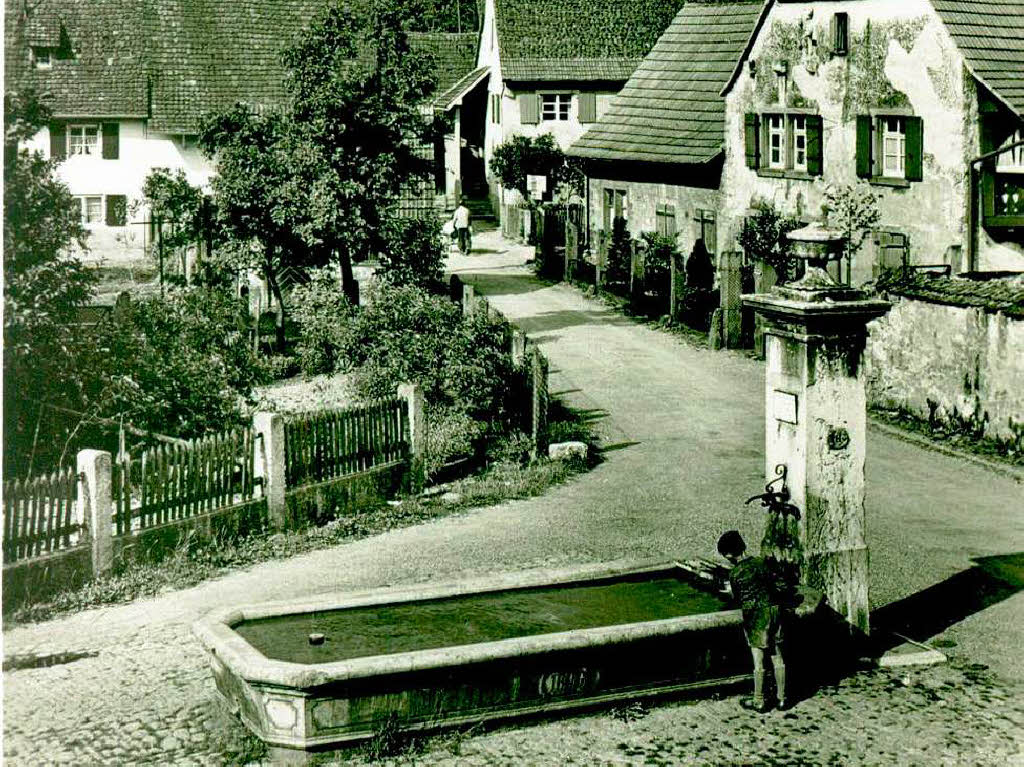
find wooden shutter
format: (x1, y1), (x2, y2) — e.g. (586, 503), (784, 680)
(105, 195), (127, 226)
(905, 116), (924, 182)
(519, 93), (539, 125)
(981, 162), (996, 218)
(744, 113), (760, 169)
(102, 122), (119, 159)
(578, 92), (597, 123)
(832, 13), (849, 55)
(806, 115), (823, 176)
(855, 115), (873, 179)
(49, 122), (66, 160)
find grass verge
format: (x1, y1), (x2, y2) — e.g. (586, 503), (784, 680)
(6, 408), (596, 627)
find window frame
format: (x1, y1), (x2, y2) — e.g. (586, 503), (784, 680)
(76, 195), (104, 225)
(541, 93), (572, 122)
(766, 114), (786, 169)
(33, 47), (53, 69)
(881, 117), (907, 180)
(67, 124), (101, 156)
(791, 115), (808, 172)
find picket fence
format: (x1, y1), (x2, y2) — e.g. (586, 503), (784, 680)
(284, 398), (409, 488)
(112, 428), (258, 535)
(2, 467), (82, 565)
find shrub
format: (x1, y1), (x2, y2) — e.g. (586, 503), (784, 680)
(289, 269), (354, 375)
(638, 231), (677, 313)
(340, 283), (514, 420)
(737, 199), (801, 283)
(425, 406), (485, 477)
(378, 216), (445, 292)
(604, 217), (632, 292)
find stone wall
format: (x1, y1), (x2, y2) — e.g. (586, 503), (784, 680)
(866, 292), (1024, 444)
(587, 176), (719, 261)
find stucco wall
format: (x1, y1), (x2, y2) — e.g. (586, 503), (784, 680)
(721, 0), (977, 281)
(587, 176), (719, 259)
(26, 120), (213, 264)
(866, 297), (1024, 443)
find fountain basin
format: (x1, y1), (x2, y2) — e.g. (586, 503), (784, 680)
(193, 560), (821, 756)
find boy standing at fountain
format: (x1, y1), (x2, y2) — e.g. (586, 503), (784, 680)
(718, 530), (797, 713)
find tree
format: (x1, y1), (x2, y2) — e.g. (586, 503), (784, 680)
(3, 90), (96, 474)
(140, 168), (206, 283)
(821, 183), (881, 281)
(491, 134), (583, 203)
(282, 3), (438, 304)
(199, 105), (311, 349)
(737, 199), (802, 283)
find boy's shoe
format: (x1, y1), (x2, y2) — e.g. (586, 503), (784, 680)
(740, 698), (771, 713)
(777, 698), (795, 711)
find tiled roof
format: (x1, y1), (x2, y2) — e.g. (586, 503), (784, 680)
(931, 0), (1024, 117)
(568, 0), (763, 166)
(435, 66), (490, 110)
(494, 0), (684, 82)
(5, 0), (149, 118)
(886, 272), (1024, 319)
(5, 1), (480, 133)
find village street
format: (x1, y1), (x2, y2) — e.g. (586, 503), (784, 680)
(3, 230), (1023, 765)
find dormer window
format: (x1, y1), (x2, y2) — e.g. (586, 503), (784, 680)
(68, 124), (100, 155)
(32, 47), (53, 69)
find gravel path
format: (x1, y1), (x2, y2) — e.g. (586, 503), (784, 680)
(4, 230), (1022, 765)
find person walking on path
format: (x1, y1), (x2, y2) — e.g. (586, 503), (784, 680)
(718, 530), (799, 713)
(453, 201), (472, 254)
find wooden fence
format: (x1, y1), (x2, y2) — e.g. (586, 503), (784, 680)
(113, 428), (258, 535)
(284, 399), (409, 488)
(2, 467), (82, 564)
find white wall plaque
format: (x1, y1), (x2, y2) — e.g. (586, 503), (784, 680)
(773, 390), (798, 425)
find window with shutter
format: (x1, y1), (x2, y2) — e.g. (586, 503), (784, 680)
(102, 123), (120, 159)
(695, 209), (717, 254)
(519, 93), (539, 125)
(105, 195), (127, 227)
(744, 113), (760, 169)
(832, 13), (849, 56)
(656, 204), (677, 237)
(856, 116), (873, 179)
(49, 122), (67, 160)
(578, 92), (597, 123)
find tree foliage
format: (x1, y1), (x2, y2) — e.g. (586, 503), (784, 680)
(87, 287), (268, 439)
(377, 216), (445, 292)
(738, 199), (802, 283)
(821, 183), (881, 267)
(3, 90), (96, 473)
(290, 270), (356, 376)
(491, 134), (583, 202)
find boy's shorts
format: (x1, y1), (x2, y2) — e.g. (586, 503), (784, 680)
(742, 604), (785, 650)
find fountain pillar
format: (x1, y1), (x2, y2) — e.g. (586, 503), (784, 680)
(743, 224), (889, 636)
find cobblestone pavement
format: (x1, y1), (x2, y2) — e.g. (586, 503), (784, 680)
(4, 231), (1022, 765)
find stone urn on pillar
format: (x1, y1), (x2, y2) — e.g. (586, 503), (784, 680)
(742, 223), (890, 637)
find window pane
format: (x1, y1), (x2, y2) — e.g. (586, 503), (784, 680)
(84, 197), (102, 223)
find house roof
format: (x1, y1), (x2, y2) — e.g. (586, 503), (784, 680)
(721, 0), (1024, 118)
(568, 0), (764, 166)
(493, 0), (685, 82)
(435, 66), (490, 110)
(5, 1), (480, 133)
(930, 0), (1024, 117)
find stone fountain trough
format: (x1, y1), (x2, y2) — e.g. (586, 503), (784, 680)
(193, 559), (821, 759)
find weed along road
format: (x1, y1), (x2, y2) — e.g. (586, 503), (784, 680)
(3, 229), (1023, 764)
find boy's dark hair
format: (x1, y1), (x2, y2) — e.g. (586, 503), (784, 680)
(718, 530), (746, 558)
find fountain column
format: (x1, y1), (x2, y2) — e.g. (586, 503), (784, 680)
(743, 224), (890, 636)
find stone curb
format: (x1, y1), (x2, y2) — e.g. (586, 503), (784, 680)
(868, 419), (1024, 483)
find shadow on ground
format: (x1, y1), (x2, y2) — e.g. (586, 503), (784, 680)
(872, 552), (1024, 648)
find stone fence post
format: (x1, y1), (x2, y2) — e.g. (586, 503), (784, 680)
(530, 347), (550, 460)
(253, 412), (286, 530)
(511, 329), (528, 368)
(77, 449), (112, 578)
(462, 283), (475, 316)
(398, 383), (426, 492)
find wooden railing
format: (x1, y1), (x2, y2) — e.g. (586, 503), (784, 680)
(284, 399), (409, 488)
(2, 467), (82, 564)
(113, 428), (258, 534)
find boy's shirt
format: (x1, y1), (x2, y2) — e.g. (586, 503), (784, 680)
(728, 556), (780, 611)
